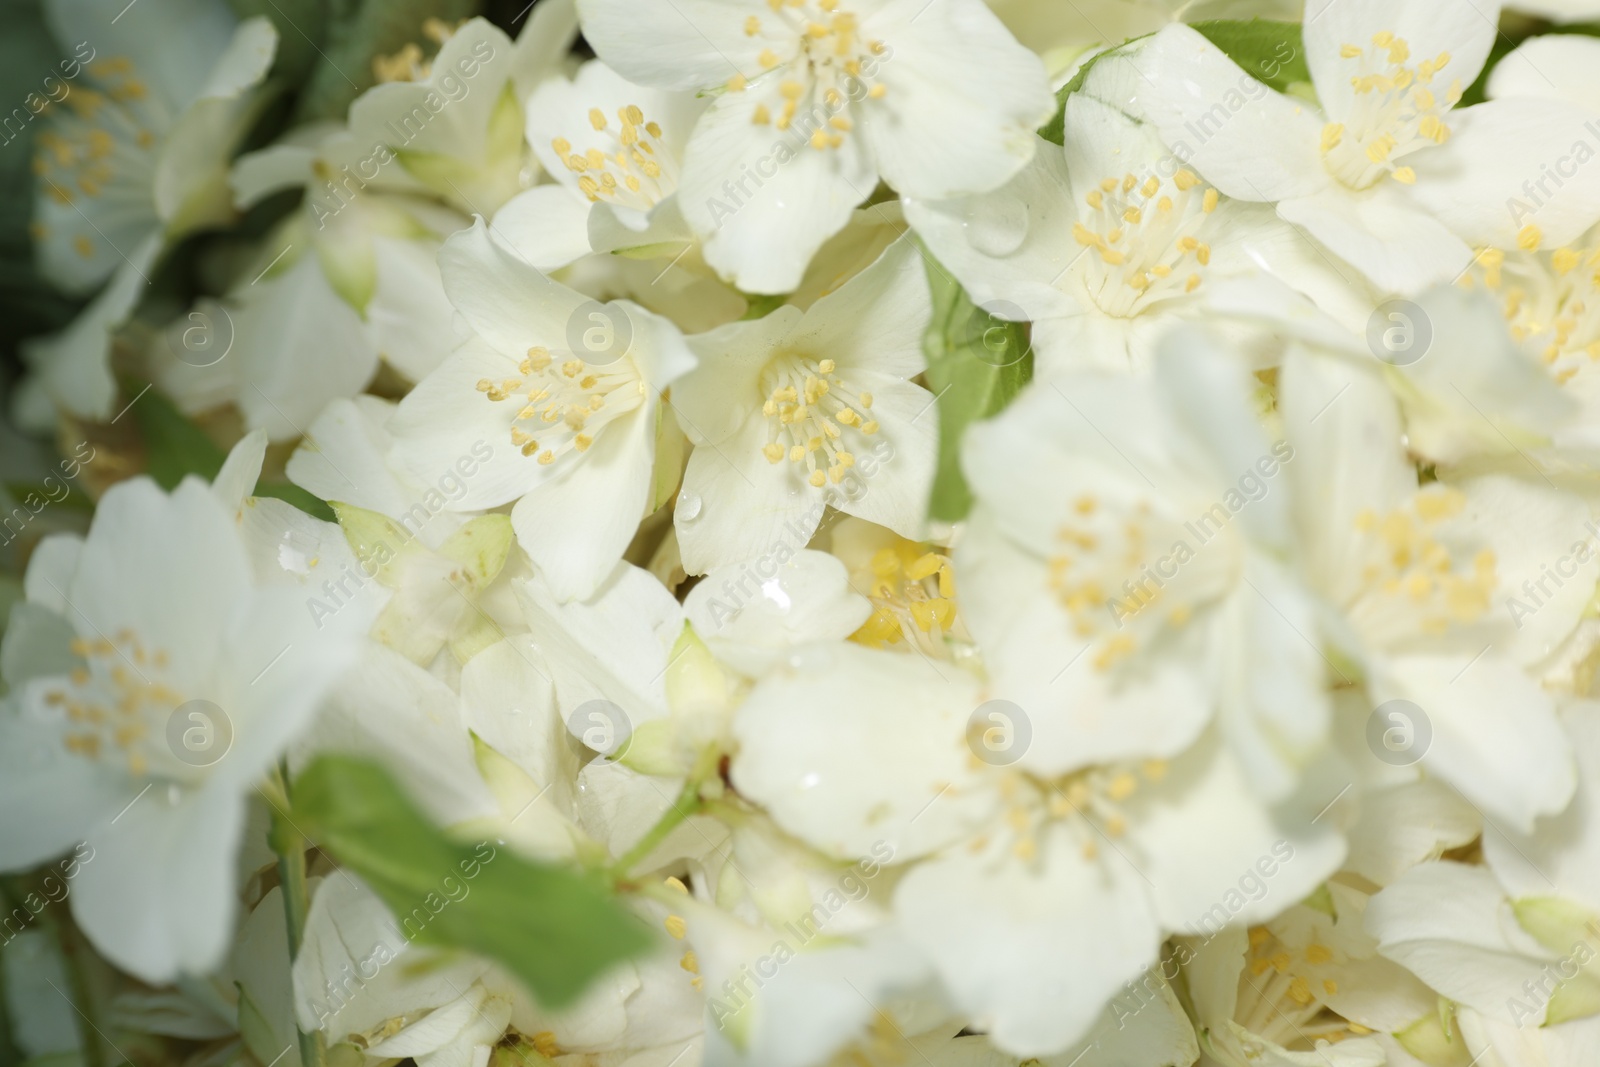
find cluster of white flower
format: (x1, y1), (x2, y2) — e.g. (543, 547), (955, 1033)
(7, 0), (1600, 1065)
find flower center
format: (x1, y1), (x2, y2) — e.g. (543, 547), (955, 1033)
(757, 354), (879, 487)
(1237, 927), (1366, 1050)
(373, 19), (460, 82)
(45, 629), (179, 778)
(1348, 487), (1495, 640)
(1046, 491), (1232, 672)
(851, 541), (966, 656)
(476, 345), (646, 466)
(1466, 236), (1600, 387)
(1320, 32), (1457, 190)
(980, 759), (1169, 864)
(1070, 168), (1218, 318)
(551, 103), (677, 212)
(725, 0), (888, 149)
(32, 56), (159, 257)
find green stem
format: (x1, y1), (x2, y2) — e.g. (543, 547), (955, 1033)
(55, 913), (111, 1067)
(268, 765), (326, 1067)
(608, 749), (721, 884)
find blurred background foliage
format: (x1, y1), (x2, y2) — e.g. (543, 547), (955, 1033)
(0, 0), (556, 604)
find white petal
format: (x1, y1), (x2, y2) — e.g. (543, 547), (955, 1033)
(1380, 651), (1575, 833)
(516, 561), (682, 725)
(903, 138), (1081, 326)
(441, 217), (587, 355)
(23, 240), (160, 421)
(790, 236), (931, 381)
(1409, 98), (1600, 249)
(575, 0), (761, 90)
(1483, 701), (1600, 909)
(1489, 34), (1600, 108)
(1129, 25), (1329, 203)
(488, 185), (594, 272)
(675, 409), (826, 576)
(857, 0), (1052, 200)
(1366, 860), (1556, 1024)
(1277, 185), (1474, 294)
(1132, 736), (1345, 934)
(370, 235), (462, 384)
(71, 782), (247, 983)
(894, 824), (1161, 1056)
(731, 643), (994, 860)
(679, 82), (876, 295)
(296, 645), (498, 827)
(683, 549), (871, 675)
(1344, 779), (1481, 887)
(230, 252), (379, 442)
(510, 404), (656, 602)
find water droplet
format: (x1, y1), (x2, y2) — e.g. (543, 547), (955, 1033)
(963, 197), (1030, 257)
(800, 771), (821, 790)
(676, 490), (702, 522)
(166, 784), (183, 806)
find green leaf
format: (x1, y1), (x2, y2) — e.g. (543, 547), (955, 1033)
(125, 380), (227, 490)
(124, 381), (336, 519)
(1038, 43), (1126, 145)
(1190, 19), (1310, 95)
(3, 482), (93, 513)
(1039, 18), (1309, 146)
(290, 755), (652, 1008)
(254, 482), (337, 523)
(921, 256), (1032, 523)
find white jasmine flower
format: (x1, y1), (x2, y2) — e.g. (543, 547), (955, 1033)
(0, 439), (363, 982)
(732, 643), (1343, 1055)
(1280, 349), (1586, 831)
(31, 1), (276, 295)
(1133, 1), (1600, 293)
(23, 1), (278, 421)
(154, 119), (474, 440)
(577, 0), (1053, 293)
(908, 89), (1351, 374)
(346, 11), (577, 216)
(959, 330), (1328, 796)
(388, 219), (696, 601)
(670, 237), (936, 575)
(1180, 883), (1430, 1067)
(500, 58), (705, 271)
